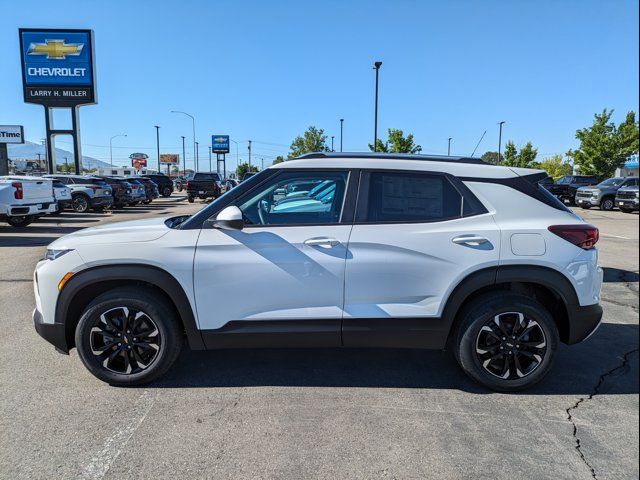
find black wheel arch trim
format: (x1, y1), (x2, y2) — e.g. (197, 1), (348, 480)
(55, 264), (205, 352)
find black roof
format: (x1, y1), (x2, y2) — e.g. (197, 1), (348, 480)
(294, 152), (489, 165)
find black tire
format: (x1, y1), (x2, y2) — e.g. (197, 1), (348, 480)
(187, 196), (194, 203)
(620, 208), (635, 214)
(580, 205), (591, 210)
(161, 186), (172, 197)
(92, 206), (105, 213)
(7, 215), (35, 227)
(452, 292), (559, 392)
(71, 194), (90, 213)
(600, 197), (615, 211)
(75, 287), (183, 386)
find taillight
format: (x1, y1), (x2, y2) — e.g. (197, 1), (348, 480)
(548, 224), (599, 250)
(12, 182), (23, 200)
(186, 181), (191, 189)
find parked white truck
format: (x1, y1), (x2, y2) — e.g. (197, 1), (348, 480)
(0, 176), (57, 227)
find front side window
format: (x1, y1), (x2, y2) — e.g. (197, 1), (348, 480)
(365, 172), (464, 223)
(237, 171), (348, 226)
(598, 178), (625, 187)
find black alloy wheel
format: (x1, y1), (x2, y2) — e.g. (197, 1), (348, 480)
(89, 306), (161, 375)
(475, 312), (547, 380)
(600, 197), (614, 211)
(72, 194), (90, 213)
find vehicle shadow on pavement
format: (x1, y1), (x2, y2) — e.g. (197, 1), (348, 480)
(603, 267), (640, 283)
(0, 235), (60, 247)
(151, 323), (638, 395)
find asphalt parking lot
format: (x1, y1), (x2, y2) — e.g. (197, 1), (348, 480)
(0, 199), (637, 479)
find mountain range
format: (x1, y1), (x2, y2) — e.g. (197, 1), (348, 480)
(7, 141), (110, 169)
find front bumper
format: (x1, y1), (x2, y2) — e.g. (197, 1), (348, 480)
(33, 308), (69, 353)
(575, 197), (600, 207)
(615, 199), (639, 210)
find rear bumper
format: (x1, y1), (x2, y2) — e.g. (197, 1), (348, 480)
(90, 196), (113, 207)
(566, 303), (603, 344)
(6, 202), (55, 216)
(33, 308), (69, 354)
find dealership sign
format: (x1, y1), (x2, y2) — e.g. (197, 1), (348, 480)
(160, 154), (179, 164)
(211, 135), (230, 154)
(19, 28), (96, 106)
(0, 126), (25, 144)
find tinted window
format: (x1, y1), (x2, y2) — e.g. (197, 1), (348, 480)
(237, 171), (348, 226)
(598, 178), (625, 187)
(194, 173), (220, 181)
(556, 176), (572, 184)
(366, 172), (463, 222)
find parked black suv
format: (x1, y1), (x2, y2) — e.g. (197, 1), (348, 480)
(143, 174), (174, 197)
(546, 175), (599, 205)
(95, 176), (134, 209)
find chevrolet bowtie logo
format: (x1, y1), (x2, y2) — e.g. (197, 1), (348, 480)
(214, 137), (226, 142)
(27, 39), (84, 59)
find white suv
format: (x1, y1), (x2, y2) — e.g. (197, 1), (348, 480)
(33, 153), (603, 391)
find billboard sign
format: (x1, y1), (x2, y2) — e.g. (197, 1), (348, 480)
(19, 28), (96, 106)
(129, 152), (148, 169)
(0, 125), (25, 144)
(160, 154), (179, 164)
(212, 135), (230, 154)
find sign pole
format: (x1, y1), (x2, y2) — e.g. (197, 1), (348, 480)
(0, 144), (8, 176)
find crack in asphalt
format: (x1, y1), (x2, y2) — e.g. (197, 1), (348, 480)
(565, 348), (639, 480)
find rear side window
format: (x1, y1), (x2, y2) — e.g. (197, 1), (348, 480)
(194, 173), (220, 181)
(365, 172), (467, 223)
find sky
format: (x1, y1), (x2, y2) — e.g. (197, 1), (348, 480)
(1, 0), (638, 171)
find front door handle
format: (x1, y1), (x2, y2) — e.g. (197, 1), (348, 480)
(304, 237), (340, 248)
(452, 235), (489, 247)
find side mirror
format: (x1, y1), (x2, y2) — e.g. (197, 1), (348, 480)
(208, 205), (244, 230)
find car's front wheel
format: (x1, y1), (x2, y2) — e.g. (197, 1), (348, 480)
(620, 208), (635, 214)
(75, 288), (182, 386)
(600, 197), (615, 211)
(161, 186), (172, 197)
(71, 194), (90, 213)
(453, 292), (558, 392)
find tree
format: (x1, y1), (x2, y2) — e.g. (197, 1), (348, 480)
(272, 155), (285, 165)
(502, 141), (518, 166)
(502, 141), (538, 168)
(368, 128), (422, 153)
(538, 155), (572, 180)
(567, 109), (639, 178)
(481, 151), (502, 165)
(288, 126), (329, 158)
(236, 162), (259, 179)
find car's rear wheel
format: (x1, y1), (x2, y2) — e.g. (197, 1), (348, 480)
(600, 197), (615, 211)
(75, 288), (182, 386)
(7, 215), (35, 227)
(71, 194), (90, 213)
(187, 196), (194, 203)
(453, 292), (558, 391)
(161, 186), (172, 197)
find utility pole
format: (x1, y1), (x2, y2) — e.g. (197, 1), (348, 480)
(448, 137), (452, 156)
(181, 136), (186, 176)
(154, 126), (160, 172)
(331, 136), (335, 152)
(64, 157), (69, 173)
(195, 141), (199, 172)
(208, 146), (212, 172)
(248, 140), (252, 167)
(373, 61), (382, 152)
(498, 121), (506, 164)
(340, 118), (344, 152)
(261, 158), (264, 170)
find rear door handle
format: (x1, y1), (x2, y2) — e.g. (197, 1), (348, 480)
(304, 237), (340, 248)
(452, 235), (489, 247)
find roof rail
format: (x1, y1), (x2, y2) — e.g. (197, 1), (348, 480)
(294, 152), (489, 165)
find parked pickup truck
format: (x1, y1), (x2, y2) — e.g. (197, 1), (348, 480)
(0, 176), (56, 227)
(576, 177), (639, 210)
(186, 172), (222, 203)
(546, 175), (599, 205)
(615, 184), (639, 213)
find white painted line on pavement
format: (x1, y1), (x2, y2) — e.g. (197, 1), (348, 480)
(600, 233), (632, 240)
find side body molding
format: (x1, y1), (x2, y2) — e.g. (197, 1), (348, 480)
(56, 264), (205, 351)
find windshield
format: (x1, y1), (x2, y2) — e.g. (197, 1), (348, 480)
(556, 176), (572, 184)
(598, 178), (624, 187)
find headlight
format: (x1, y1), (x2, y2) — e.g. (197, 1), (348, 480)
(635, 192), (639, 198)
(44, 249), (73, 261)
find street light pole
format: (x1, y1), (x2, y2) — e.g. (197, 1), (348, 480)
(248, 140), (252, 167)
(195, 141), (199, 171)
(181, 136), (186, 175)
(230, 139), (240, 173)
(208, 146), (212, 172)
(171, 110), (197, 172)
(498, 121), (506, 164)
(340, 118), (344, 152)
(154, 126), (160, 172)
(448, 137), (452, 156)
(109, 134), (127, 168)
(373, 61), (382, 152)
(331, 136), (335, 152)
